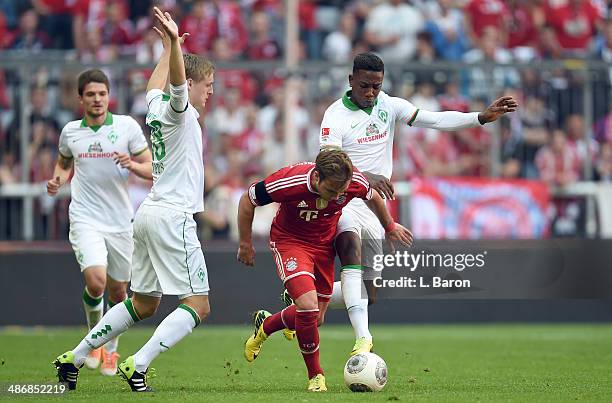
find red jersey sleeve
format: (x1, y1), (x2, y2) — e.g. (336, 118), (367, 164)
(349, 169), (374, 200)
(247, 163), (314, 206)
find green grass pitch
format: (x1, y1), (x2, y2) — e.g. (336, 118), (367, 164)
(0, 324), (611, 402)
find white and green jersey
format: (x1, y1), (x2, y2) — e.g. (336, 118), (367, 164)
(58, 112), (148, 232)
(319, 90), (418, 179)
(143, 83), (204, 214)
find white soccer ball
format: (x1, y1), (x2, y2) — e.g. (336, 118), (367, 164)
(343, 352), (388, 392)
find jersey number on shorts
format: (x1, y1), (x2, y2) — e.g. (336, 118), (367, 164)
(149, 120), (166, 160)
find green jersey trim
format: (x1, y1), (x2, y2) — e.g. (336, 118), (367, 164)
(342, 91), (378, 115)
(80, 112), (113, 132)
(407, 109), (420, 126)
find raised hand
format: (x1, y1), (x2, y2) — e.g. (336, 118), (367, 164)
(153, 26), (189, 51)
(478, 96), (519, 124)
(153, 6), (179, 40)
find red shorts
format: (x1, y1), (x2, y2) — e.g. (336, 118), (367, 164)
(269, 240), (335, 301)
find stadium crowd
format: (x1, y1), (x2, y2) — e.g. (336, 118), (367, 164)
(0, 0), (612, 240)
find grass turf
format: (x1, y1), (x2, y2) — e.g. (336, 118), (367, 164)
(0, 324), (611, 402)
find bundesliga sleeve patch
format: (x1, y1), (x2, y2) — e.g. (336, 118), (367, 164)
(321, 127), (330, 140)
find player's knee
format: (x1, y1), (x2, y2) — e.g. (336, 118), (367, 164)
(336, 232), (362, 265)
(132, 297), (159, 319)
(295, 295), (318, 311)
(196, 305), (210, 322)
(107, 285), (127, 303)
(85, 281), (105, 298)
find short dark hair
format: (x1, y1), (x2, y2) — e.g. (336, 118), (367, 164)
(352, 52), (384, 74)
(315, 150), (353, 183)
(77, 69), (110, 96)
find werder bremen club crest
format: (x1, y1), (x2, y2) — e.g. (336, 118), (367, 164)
(366, 123), (379, 137)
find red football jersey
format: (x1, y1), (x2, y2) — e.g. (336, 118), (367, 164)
(248, 162), (373, 247)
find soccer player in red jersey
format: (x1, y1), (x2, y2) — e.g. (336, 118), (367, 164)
(237, 150), (412, 391)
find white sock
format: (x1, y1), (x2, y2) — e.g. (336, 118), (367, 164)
(341, 269), (372, 341)
(82, 287), (104, 330)
(103, 300), (123, 353)
(133, 304), (200, 372)
(72, 299), (140, 366)
(328, 281), (344, 309)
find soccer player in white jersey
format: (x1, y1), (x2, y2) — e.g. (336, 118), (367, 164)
(47, 68), (152, 376)
(53, 7), (214, 392)
(318, 52), (518, 355)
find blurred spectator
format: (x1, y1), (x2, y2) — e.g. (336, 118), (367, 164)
(179, 0), (217, 56)
(413, 31), (436, 63)
(233, 104), (265, 163)
(536, 129), (581, 186)
(565, 114), (599, 174)
(261, 111), (285, 173)
(538, 25), (564, 59)
(134, 26), (163, 63)
(464, 0), (508, 46)
(546, 0), (602, 54)
(595, 143), (612, 183)
(438, 80), (470, 112)
(322, 9), (356, 64)
(99, 1), (134, 49)
(299, 1), (320, 59)
(364, 0), (425, 63)
(214, 0), (248, 57)
(257, 87), (308, 137)
(463, 27), (519, 98)
(593, 17), (612, 61)
(211, 37), (257, 101)
(516, 95), (553, 178)
(593, 103), (612, 144)
(247, 11), (281, 60)
(411, 81), (439, 111)
(0, 149), (19, 184)
(31, 0), (79, 49)
(506, 0), (542, 61)
(424, 0), (469, 61)
(80, 25), (120, 63)
(207, 87), (249, 137)
(595, 142), (612, 181)
(8, 8), (51, 51)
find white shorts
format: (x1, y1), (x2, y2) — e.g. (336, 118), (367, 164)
(336, 200), (384, 280)
(131, 204), (209, 297)
(68, 223), (133, 282)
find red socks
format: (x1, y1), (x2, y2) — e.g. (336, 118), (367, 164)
(261, 305), (324, 378)
(296, 309), (323, 378)
(263, 305), (296, 335)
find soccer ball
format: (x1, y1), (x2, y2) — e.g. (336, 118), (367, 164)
(343, 352), (388, 392)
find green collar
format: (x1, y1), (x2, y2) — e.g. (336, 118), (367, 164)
(342, 91), (378, 115)
(80, 112), (113, 132)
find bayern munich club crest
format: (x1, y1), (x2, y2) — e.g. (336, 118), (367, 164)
(285, 257), (298, 272)
(336, 194), (347, 204)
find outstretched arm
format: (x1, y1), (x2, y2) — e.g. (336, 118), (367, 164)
(413, 96), (518, 131)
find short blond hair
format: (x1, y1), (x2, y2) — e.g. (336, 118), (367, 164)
(183, 53), (215, 82)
